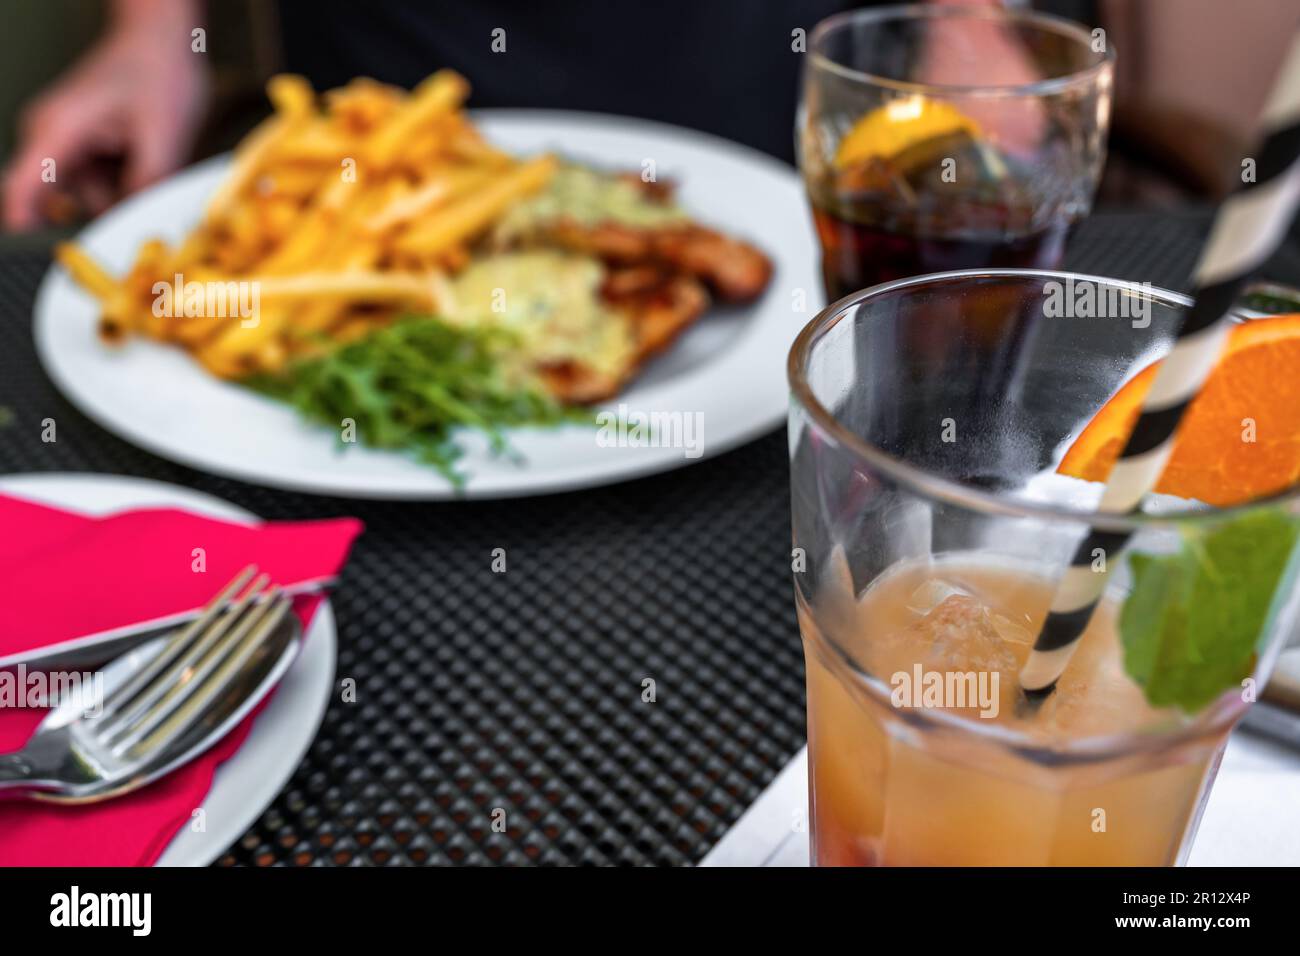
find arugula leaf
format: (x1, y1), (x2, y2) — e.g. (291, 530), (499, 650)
(1120, 508), (1300, 713)
(248, 315), (588, 488)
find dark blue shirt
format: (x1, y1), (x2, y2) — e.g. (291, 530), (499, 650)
(277, 0), (854, 164)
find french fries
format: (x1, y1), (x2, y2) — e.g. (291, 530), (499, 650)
(59, 70), (557, 378)
(366, 70), (470, 170)
(394, 155), (557, 257)
(55, 242), (117, 300)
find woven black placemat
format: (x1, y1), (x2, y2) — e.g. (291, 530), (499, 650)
(0, 210), (1289, 865)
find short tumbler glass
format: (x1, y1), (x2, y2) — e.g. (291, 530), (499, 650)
(799, 5), (1114, 300)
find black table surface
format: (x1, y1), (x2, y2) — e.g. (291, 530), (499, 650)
(1, 209), (1294, 865)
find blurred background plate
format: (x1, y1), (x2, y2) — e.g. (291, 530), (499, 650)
(32, 111), (816, 499)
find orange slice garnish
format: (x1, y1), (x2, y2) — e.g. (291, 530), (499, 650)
(1058, 314), (1300, 507)
(834, 96), (981, 170)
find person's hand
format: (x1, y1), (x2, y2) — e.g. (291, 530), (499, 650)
(3, 6), (210, 230)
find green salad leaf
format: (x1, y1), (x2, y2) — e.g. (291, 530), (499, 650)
(1120, 508), (1300, 713)
(248, 315), (587, 487)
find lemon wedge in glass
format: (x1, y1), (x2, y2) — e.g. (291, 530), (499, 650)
(834, 96), (982, 169)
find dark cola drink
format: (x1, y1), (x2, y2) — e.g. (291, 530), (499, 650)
(807, 128), (1077, 301)
(811, 202), (1074, 302)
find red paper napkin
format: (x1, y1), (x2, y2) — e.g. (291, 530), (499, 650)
(0, 493), (362, 866)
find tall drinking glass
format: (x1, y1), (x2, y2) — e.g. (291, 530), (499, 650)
(798, 6), (1114, 300)
(788, 270), (1300, 866)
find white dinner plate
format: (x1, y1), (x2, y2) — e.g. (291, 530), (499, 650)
(0, 473), (337, 866)
(33, 110), (817, 499)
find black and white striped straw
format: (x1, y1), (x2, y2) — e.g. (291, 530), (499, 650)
(1020, 32), (1300, 698)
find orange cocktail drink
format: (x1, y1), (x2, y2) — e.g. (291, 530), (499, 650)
(788, 271), (1300, 866)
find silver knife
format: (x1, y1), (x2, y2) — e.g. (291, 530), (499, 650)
(0, 575), (335, 672)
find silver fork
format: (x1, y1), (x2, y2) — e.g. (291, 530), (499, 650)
(0, 566), (301, 803)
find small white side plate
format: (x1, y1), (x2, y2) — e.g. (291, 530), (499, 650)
(0, 473), (337, 866)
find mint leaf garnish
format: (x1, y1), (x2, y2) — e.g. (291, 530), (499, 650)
(1119, 508), (1300, 713)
